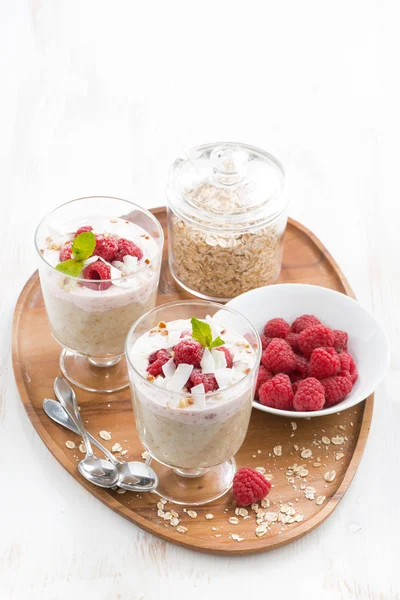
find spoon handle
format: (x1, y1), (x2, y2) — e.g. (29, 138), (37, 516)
(43, 399), (120, 465)
(56, 377), (95, 458)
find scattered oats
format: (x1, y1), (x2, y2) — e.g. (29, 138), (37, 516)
(298, 467), (309, 477)
(255, 466), (266, 474)
(215, 534), (222, 538)
(157, 509), (165, 518)
(231, 534), (244, 542)
(157, 501), (164, 510)
(265, 512), (278, 522)
(316, 495), (326, 505)
(280, 503), (291, 514)
(176, 526), (188, 534)
(78, 442), (86, 454)
(339, 425), (346, 430)
(324, 470), (336, 482)
(205, 513), (214, 520)
(321, 436), (331, 445)
(293, 444), (299, 451)
(160, 498), (167, 504)
(111, 486), (118, 491)
(229, 517), (239, 525)
(304, 486), (316, 500)
(116, 488), (126, 494)
(291, 421), (297, 431)
(187, 510), (197, 518)
(99, 430), (111, 441)
(170, 517), (180, 527)
(112, 443), (122, 452)
(294, 514), (304, 522)
(65, 441), (76, 449)
(211, 527), (218, 531)
(331, 436), (344, 445)
(141, 451), (150, 460)
(251, 503), (259, 511)
(255, 524), (268, 537)
(265, 474), (273, 481)
(163, 512), (172, 520)
(350, 421), (354, 427)
(170, 510), (179, 518)
(301, 449), (312, 459)
(261, 498), (270, 508)
(313, 462), (322, 467)
(121, 450), (128, 456)
(257, 449), (262, 454)
(335, 452), (345, 461)
(237, 508), (248, 517)
(273, 445), (282, 457)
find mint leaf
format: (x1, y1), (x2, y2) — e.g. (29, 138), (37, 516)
(55, 259), (84, 277)
(72, 231), (96, 261)
(210, 336), (224, 349)
(191, 317), (224, 350)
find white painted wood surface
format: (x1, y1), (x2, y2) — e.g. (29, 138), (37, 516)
(0, 1), (399, 598)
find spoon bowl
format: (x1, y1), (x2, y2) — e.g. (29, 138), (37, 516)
(78, 455), (119, 488)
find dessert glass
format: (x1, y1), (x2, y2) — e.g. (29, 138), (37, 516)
(125, 300), (261, 505)
(167, 142), (288, 301)
(35, 196), (163, 393)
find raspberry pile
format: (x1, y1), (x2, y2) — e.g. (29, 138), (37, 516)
(256, 315), (358, 412)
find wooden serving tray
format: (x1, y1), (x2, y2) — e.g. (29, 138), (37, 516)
(12, 208), (373, 555)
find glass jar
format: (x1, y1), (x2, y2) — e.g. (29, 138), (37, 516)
(167, 142), (288, 301)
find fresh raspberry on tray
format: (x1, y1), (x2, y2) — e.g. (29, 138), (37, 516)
(233, 468), (271, 507)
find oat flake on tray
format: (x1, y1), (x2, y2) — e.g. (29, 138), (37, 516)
(167, 142), (288, 301)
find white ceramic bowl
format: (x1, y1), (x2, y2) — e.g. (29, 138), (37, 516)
(227, 284), (390, 418)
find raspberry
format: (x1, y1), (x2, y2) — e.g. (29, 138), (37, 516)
(264, 318), (291, 339)
(258, 374), (294, 410)
(261, 339), (296, 373)
(215, 346), (233, 368)
(308, 347), (340, 379)
(114, 238), (143, 262)
(255, 365), (273, 399)
(297, 324), (335, 357)
(292, 380), (301, 394)
(293, 378), (325, 411)
(174, 339), (204, 368)
(260, 335), (272, 350)
(290, 372), (306, 385)
(190, 370), (218, 392)
(291, 314), (321, 333)
(232, 468), (271, 507)
(75, 226), (93, 237)
(339, 352), (358, 384)
(333, 330), (348, 353)
(93, 234), (118, 262)
(147, 349), (171, 377)
(82, 259), (112, 291)
(294, 354), (309, 374)
(285, 332), (300, 353)
(321, 375), (352, 407)
(59, 242), (73, 262)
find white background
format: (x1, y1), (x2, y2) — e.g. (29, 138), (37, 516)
(0, 1), (399, 599)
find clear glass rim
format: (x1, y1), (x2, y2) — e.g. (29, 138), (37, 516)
(167, 141), (288, 233)
(34, 195), (164, 283)
(125, 299), (262, 399)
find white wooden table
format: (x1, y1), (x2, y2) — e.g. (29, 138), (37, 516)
(1, 2), (398, 598)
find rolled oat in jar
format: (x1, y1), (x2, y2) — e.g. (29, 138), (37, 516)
(167, 142), (288, 301)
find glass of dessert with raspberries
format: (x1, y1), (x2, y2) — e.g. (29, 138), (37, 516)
(35, 196), (163, 393)
(125, 300), (261, 505)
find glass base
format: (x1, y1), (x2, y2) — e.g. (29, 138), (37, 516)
(151, 457), (236, 505)
(59, 349), (129, 393)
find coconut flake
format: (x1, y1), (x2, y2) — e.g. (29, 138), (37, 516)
(166, 364), (193, 392)
(214, 368), (234, 389)
(123, 255), (139, 273)
(162, 357), (177, 378)
(190, 383), (206, 409)
(211, 348), (227, 369)
(200, 348), (215, 374)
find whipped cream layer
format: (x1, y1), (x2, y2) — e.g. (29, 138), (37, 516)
(130, 317), (256, 413)
(39, 215), (160, 312)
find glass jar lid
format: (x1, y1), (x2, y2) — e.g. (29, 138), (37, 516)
(167, 142), (286, 231)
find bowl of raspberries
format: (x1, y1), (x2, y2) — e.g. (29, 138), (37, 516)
(227, 284), (389, 417)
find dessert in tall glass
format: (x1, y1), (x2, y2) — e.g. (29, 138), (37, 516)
(35, 196), (163, 393)
(126, 300), (261, 505)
